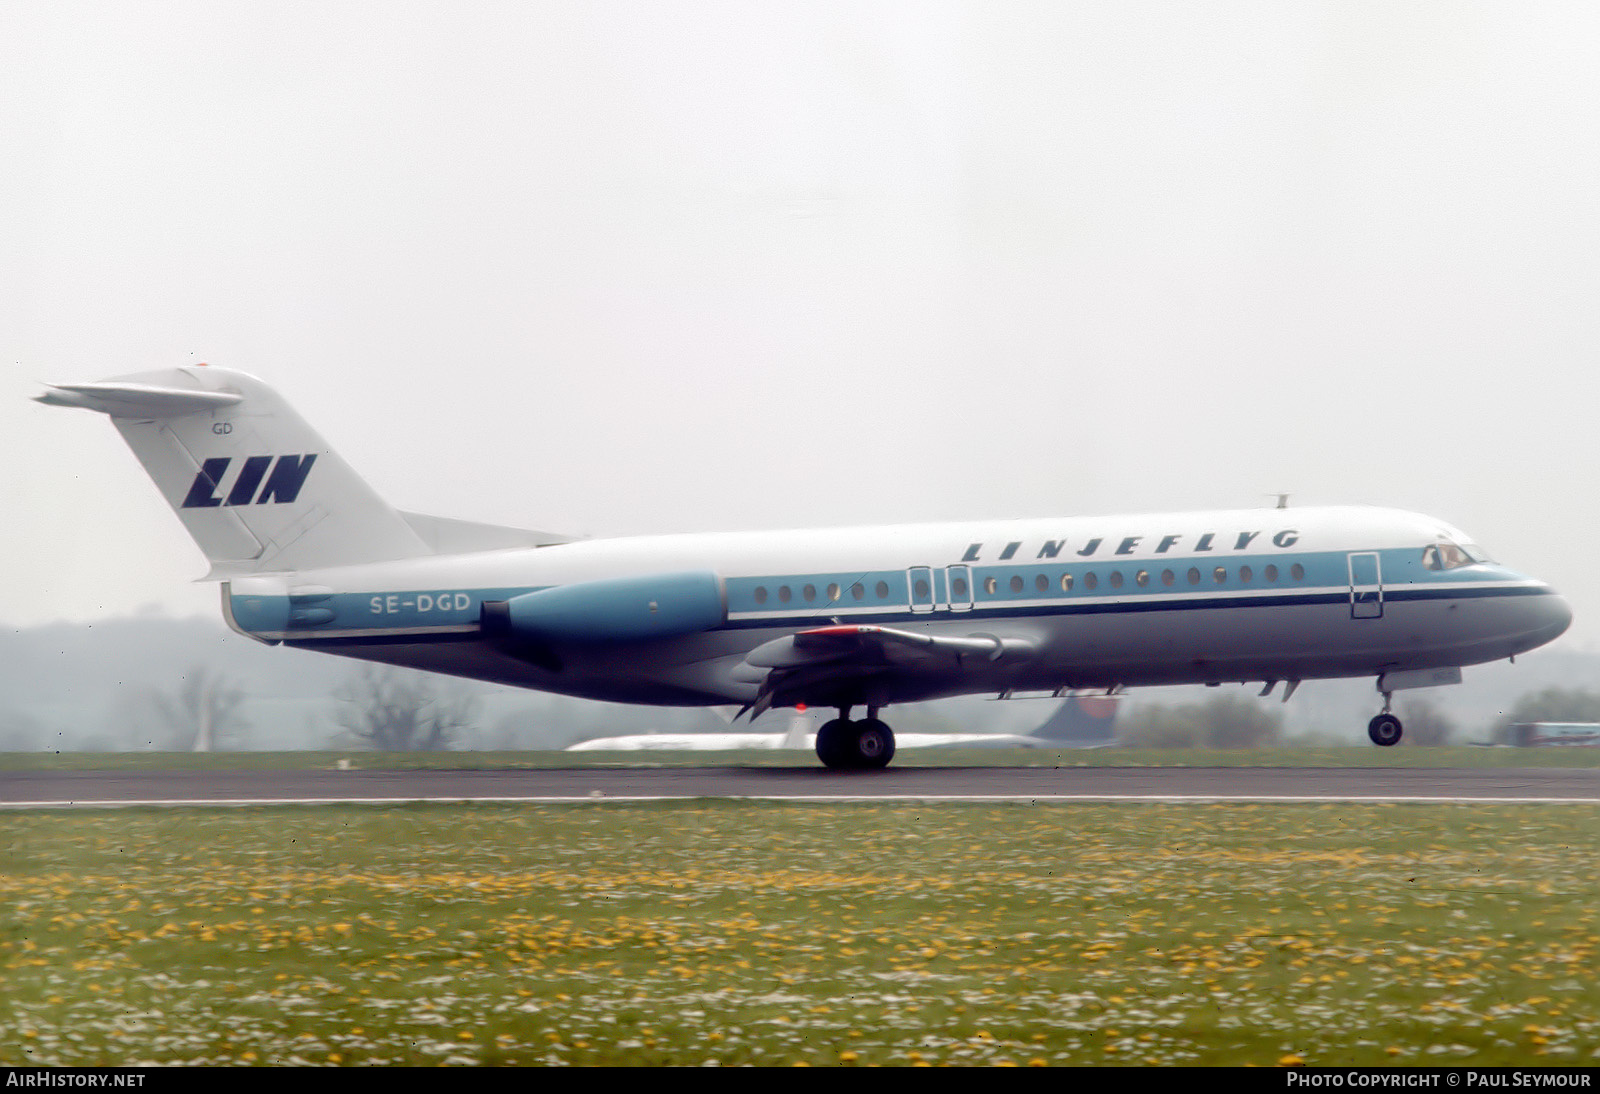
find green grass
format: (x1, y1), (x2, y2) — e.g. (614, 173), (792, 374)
(6, 745), (1600, 771)
(4, 801), (1600, 1065)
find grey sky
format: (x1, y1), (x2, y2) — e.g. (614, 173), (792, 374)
(5, 3), (1600, 650)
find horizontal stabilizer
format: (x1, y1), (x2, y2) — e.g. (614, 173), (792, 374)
(36, 382), (242, 418)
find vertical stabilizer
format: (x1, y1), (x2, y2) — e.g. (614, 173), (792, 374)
(38, 366), (430, 573)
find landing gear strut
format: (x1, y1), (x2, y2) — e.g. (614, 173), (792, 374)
(816, 707), (896, 770)
(1368, 692), (1403, 747)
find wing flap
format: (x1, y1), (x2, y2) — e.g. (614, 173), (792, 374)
(737, 624), (1036, 719)
(748, 624), (1033, 667)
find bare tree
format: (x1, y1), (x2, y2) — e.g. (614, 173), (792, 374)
(143, 665), (247, 751)
(333, 663), (478, 751)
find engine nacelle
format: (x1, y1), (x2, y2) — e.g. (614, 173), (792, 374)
(481, 570), (726, 644)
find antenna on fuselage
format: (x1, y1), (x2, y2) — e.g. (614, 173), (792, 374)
(1269, 493), (1291, 510)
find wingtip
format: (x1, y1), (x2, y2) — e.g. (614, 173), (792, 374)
(34, 385), (93, 410)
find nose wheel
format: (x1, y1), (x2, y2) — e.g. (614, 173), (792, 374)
(816, 710), (896, 770)
(1368, 712), (1403, 747)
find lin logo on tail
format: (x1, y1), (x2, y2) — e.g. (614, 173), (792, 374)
(181, 455), (317, 508)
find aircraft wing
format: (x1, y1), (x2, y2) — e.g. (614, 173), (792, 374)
(733, 624), (1036, 719)
(567, 732), (802, 751)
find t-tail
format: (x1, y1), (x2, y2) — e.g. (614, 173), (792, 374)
(37, 364), (564, 575)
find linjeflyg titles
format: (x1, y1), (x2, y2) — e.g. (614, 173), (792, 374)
(959, 528), (1301, 562)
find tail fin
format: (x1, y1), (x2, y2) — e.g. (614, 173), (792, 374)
(39, 365), (433, 574)
(1029, 693), (1121, 744)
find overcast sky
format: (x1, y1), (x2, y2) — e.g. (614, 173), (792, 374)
(5, 2), (1600, 650)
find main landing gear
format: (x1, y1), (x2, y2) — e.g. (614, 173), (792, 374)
(816, 707), (896, 770)
(1368, 692), (1403, 747)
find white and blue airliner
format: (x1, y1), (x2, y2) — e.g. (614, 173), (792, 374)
(39, 366), (1573, 768)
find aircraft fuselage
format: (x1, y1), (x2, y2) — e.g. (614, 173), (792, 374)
(223, 505), (1569, 710)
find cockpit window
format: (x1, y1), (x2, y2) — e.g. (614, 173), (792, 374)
(1422, 541), (1491, 571)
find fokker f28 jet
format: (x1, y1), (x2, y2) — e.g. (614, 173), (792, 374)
(39, 366), (1572, 769)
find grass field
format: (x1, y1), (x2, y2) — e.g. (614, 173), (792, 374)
(4, 798), (1599, 1066)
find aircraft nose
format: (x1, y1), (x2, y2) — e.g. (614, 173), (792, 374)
(1521, 586), (1573, 649)
(1546, 589), (1573, 637)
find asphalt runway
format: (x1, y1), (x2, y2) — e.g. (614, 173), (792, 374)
(4, 764), (1600, 806)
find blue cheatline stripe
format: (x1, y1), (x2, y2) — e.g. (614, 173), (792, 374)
(716, 583), (1553, 631)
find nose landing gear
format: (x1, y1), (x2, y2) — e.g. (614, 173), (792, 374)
(816, 707), (896, 770)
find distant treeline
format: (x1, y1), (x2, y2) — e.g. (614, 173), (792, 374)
(3, 615), (1598, 751)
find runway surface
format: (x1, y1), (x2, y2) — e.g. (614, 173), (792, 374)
(4, 764), (1600, 806)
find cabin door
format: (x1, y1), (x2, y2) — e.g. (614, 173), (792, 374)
(945, 564), (974, 612)
(1347, 552), (1383, 619)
